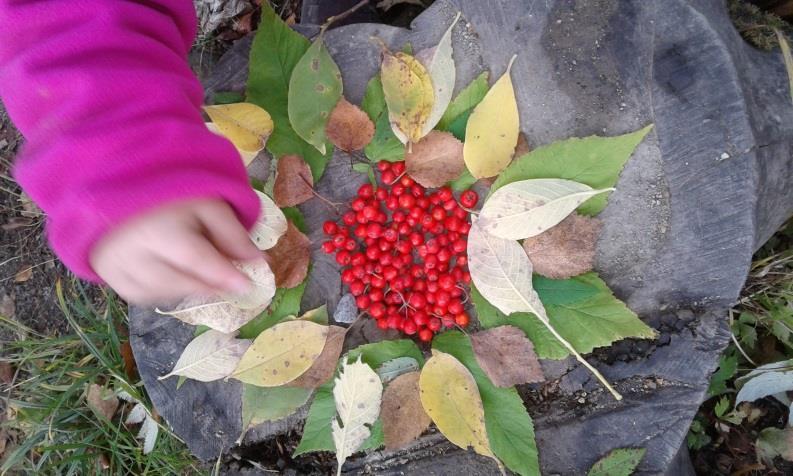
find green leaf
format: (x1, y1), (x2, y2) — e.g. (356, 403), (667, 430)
(433, 331), (539, 476)
(212, 91), (245, 105)
(714, 396), (730, 418)
(489, 125), (653, 215)
(288, 35), (342, 155)
(361, 76), (405, 163)
(473, 273), (655, 359)
(587, 448), (646, 476)
(437, 72), (489, 130)
(241, 384), (312, 432)
(352, 163), (377, 187)
(246, 4), (331, 180)
(449, 168), (477, 191)
(282, 207), (306, 232)
(445, 109), (471, 141)
(298, 305), (328, 325)
(361, 75), (386, 121)
(707, 353), (738, 397)
(237, 280), (307, 339)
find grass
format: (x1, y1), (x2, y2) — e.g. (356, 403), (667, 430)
(0, 280), (205, 475)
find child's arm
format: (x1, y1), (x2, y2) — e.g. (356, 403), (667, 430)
(0, 1), (261, 303)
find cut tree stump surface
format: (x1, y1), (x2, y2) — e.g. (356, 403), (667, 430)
(130, 0), (793, 474)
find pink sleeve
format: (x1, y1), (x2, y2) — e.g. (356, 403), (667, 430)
(0, 0), (260, 281)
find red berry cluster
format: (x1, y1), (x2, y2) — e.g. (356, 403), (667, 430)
(322, 161), (479, 342)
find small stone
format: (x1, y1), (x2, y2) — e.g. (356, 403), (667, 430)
(719, 152), (730, 160)
(577, 397), (586, 404)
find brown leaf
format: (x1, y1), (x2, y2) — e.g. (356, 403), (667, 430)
(405, 131), (464, 188)
(513, 132), (531, 158)
(0, 362), (13, 384)
(0, 294), (14, 319)
(470, 326), (544, 387)
(287, 326), (346, 389)
(273, 155), (314, 207)
(14, 267), (32, 283)
(381, 371), (431, 450)
(85, 384), (119, 420)
(263, 222), (311, 288)
(522, 213), (602, 279)
(325, 98), (375, 152)
(119, 341), (138, 381)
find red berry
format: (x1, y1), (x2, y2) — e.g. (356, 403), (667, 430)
(427, 318), (442, 331)
(431, 207), (445, 221)
(323, 221), (338, 235)
(412, 310), (429, 326)
(381, 170), (396, 184)
(321, 241), (335, 253)
(392, 161), (406, 175)
(377, 160), (391, 172)
(341, 268), (355, 284)
(366, 222), (383, 239)
(362, 205), (378, 220)
(351, 253), (366, 267)
(460, 190), (478, 208)
(455, 312), (470, 327)
(448, 300), (464, 315)
(335, 250), (351, 266)
(375, 188), (388, 200)
(344, 239), (357, 251)
(356, 295), (371, 309)
(403, 320), (418, 335)
(387, 314), (401, 329)
(370, 289), (384, 302)
(350, 280), (365, 296)
(370, 302), (386, 318)
(438, 186), (453, 201)
(398, 194), (416, 209)
(418, 329), (434, 342)
(438, 274), (455, 291)
(343, 211), (356, 225)
(376, 318), (389, 330)
(408, 293), (426, 309)
(358, 183), (375, 198)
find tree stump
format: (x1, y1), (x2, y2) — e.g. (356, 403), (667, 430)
(130, 0), (793, 474)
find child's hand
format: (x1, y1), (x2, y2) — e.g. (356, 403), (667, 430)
(90, 199), (261, 305)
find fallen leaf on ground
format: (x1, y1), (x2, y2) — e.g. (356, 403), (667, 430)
(250, 190), (288, 250)
(297, 305), (330, 325)
(588, 447), (646, 476)
(757, 427), (793, 464)
(326, 98), (375, 152)
(415, 13), (459, 136)
(522, 213), (602, 279)
(119, 341), (138, 380)
(241, 384), (312, 436)
(223, 259), (277, 310)
(376, 356), (420, 384)
(381, 371), (430, 450)
(380, 49), (434, 144)
(405, 131), (464, 188)
(332, 357), (383, 476)
(0, 294), (14, 319)
(232, 320), (328, 386)
(14, 267), (32, 283)
(85, 384), (119, 421)
(288, 325), (346, 389)
(206, 122), (259, 166)
(464, 55), (519, 178)
(0, 362), (13, 384)
(159, 330), (251, 382)
(419, 350), (495, 460)
(204, 102), (273, 153)
(273, 155), (314, 207)
(264, 222), (311, 288)
(470, 326), (544, 387)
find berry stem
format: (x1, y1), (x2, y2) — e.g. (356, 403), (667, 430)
(299, 174), (342, 212)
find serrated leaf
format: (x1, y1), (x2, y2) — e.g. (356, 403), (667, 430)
(247, 4), (331, 180)
(416, 13), (459, 136)
(523, 213), (602, 279)
(232, 320), (328, 386)
(532, 275), (600, 305)
(237, 280), (306, 339)
(250, 190), (288, 250)
(449, 167), (477, 191)
(380, 50), (434, 144)
(588, 448), (646, 476)
(405, 130), (464, 187)
(479, 178), (613, 240)
(331, 357), (383, 476)
(463, 56), (519, 178)
(419, 350), (494, 460)
(264, 221), (310, 289)
(288, 326), (347, 389)
(437, 71), (489, 130)
(205, 122), (259, 166)
(361, 75), (405, 162)
(381, 371), (430, 450)
(326, 98), (375, 152)
(376, 357), (420, 384)
(707, 353), (739, 397)
(203, 102), (273, 152)
(159, 330), (251, 382)
(273, 155), (314, 207)
(241, 384), (312, 434)
(490, 125), (653, 215)
(470, 326), (544, 387)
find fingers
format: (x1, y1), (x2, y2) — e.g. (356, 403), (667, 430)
(161, 232), (252, 295)
(197, 201), (261, 261)
(113, 257), (216, 305)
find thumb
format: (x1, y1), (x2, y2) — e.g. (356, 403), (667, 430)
(198, 201), (262, 261)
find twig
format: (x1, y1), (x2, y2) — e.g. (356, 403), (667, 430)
(321, 0), (370, 32)
(299, 174), (342, 212)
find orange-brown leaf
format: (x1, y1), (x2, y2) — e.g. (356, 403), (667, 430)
(287, 326), (346, 389)
(326, 98), (375, 152)
(263, 222), (311, 288)
(470, 326), (544, 387)
(405, 131), (464, 188)
(381, 371), (431, 450)
(522, 213), (602, 279)
(273, 155), (314, 207)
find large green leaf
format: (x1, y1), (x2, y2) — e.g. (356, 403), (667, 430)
(237, 280), (306, 339)
(361, 75), (404, 163)
(437, 71), (489, 130)
(294, 340), (423, 456)
(246, 4), (332, 179)
(489, 125), (653, 215)
(433, 331), (539, 476)
(473, 273), (655, 359)
(241, 384), (312, 431)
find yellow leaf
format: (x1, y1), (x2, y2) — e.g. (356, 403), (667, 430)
(380, 50), (434, 145)
(231, 320), (328, 386)
(419, 350), (495, 460)
(463, 55), (519, 178)
(204, 102), (274, 153)
(205, 122), (259, 166)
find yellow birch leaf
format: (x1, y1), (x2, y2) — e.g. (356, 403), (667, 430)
(231, 320), (328, 387)
(419, 350), (495, 460)
(206, 122), (260, 166)
(204, 103), (274, 153)
(380, 50), (434, 145)
(463, 55), (519, 178)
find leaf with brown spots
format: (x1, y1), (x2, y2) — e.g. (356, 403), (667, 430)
(264, 221), (311, 288)
(522, 213), (602, 279)
(381, 371), (430, 450)
(85, 384), (119, 421)
(273, 155), (314, 207)
(287, 326), (346, 389)
(470, 326), (544, 388)
(325, 98), (375, 152)
(405, 131), (465, 188)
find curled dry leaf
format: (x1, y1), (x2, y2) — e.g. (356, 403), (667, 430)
(325, 98), (375, 152)
(419, 350), (495, 460)
(287, 325), (347, 389)
(381, 371), (431, 450)
(204, 102), (273, 153)
(479, 178), (612, 240)
(250, 190), (288, 250)
(158, 329), (252, 382)
(85, 384), (119, 421)
(264, 222), (311, 289)
(231, 320), (329, 387)
(470, 326), (544, 388)
(405, 131), (464, 188)
(415, 13), (459, 136)
(14, 266), (32, 283)
(522, 213), (602, 279)
(273, 155), (314, 207)
(380, 49), (434, 144)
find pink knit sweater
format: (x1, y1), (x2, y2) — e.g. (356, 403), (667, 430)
(0, 1), (260, 280)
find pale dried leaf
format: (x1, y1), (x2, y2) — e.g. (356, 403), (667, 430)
(223, 259), (277, 309)
(416, 13), (459, 136)
(381, 371), (430, 449)
(326, 98), (375, 152)
(273, 155), (314, 207)
(288, 326), (346, 389)
(0, 362), (13, 384)
(251, 190), (288, 250)
(522, 213), (602, 279)
(139, 415), (159, 454)
(124, 402), (147, 425)
(405, 131), (464, 188)
(263, 222), (311, 289)
(14, 267), (32, 283)
(157, 294), (267, 334)
(85, 384), (119, 420)
(470, 326), (544, 387)
(159, 330), (251, 382)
